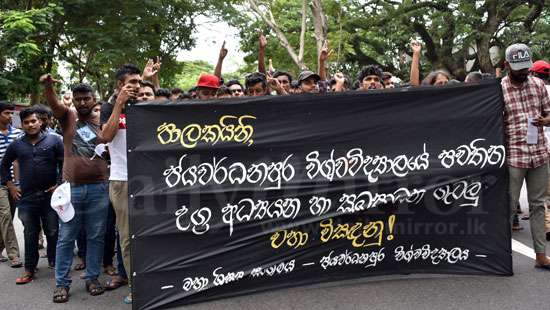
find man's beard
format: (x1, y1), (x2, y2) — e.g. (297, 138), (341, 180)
(76, 106), (92, 116)
(510, 71), (528, 83)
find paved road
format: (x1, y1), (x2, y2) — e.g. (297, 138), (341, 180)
(1, 188), (549, 310)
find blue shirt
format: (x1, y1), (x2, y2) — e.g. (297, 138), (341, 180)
(1, 132), (64, 196)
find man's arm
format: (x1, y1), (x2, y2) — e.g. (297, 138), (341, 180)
(1, 143), (21, 201)
(214, 41), (228, 79)
(533, 81), (550, 127)
(39, 74), (69, 119)
(409, 40), (421, 86)
(258, 33), (267, 75)
(318, 40), (331, 81)
(1, 143), (16, 185)
(97, 84), (132, 143)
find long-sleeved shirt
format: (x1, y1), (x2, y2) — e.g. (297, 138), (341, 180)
(1, 132), (64, 196)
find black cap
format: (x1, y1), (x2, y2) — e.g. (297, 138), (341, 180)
(298, 71), (321, 84)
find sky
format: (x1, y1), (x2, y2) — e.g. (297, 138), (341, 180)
(177, 17), (246, 72)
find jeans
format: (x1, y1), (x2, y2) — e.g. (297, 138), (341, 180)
(17, 191), (58, 271)
(55, 182), (109, 288)
(76, 202), (116, 266)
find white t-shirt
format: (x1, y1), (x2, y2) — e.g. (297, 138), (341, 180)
(109, 113), (127, 181)
(100, 101), (127, 181)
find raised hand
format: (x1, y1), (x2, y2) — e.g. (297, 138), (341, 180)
(334, 72), (346, 85)
(319, 40), (333, 62)
(219, 41), (228, 60)
(259, 32), (267, 50)
(152, 56), (162, 76)
(142, 59), (158, 80)
(267, 73), (286, 94)
(117, 83), (138, 106)
(39, 74), (60, 86)
(411, 39), (422, 54)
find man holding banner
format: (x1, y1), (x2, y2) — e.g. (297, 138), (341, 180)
(502, 43), (550, 269)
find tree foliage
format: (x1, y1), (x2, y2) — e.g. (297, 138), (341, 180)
(221, 0), (550, 81)
(1, 0), (220, 101)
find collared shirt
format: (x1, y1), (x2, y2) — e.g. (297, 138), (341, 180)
(1, 132), (64, 196)
(502, 75), (550, 168)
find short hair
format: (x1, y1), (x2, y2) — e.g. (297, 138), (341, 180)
(226, 79), (243, 89)
(115, 64), (141, 82)
(273, 71), (293, 83)
(357, 65), (384, 83)
(139, 80), (156, 92)
(465, 72), (482, 83)
(177, 93), (192, 100)
(19, 107), (39, 122)
(245, 72), (267, 90)
(71, 83), (94, 95)
(0, 100), (15, 113)
(155, 88), (171, 99)
(188, 86), (197, 93)
(33, 104), (53, 118)
(422, 70), (451, 85)
(171, 87), (183, 95)
(216, 85), (232, 97)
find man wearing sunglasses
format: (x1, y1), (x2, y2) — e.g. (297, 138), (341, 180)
(226, 80), (245, 97)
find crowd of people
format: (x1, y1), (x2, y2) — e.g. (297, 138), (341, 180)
(0, 35), (549, 306)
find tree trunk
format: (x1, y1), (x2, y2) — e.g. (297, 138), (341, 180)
(310, 0), (328, 71)
(246, 0), (308, 70)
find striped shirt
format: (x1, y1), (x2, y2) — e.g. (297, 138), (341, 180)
(502, 76), (550, 168)
(0, 126), (23, 159)
(0, 126), (23, 179)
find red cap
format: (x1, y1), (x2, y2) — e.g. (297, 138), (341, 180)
(196, 74), (220, 89)
(530, 60), (550, 74)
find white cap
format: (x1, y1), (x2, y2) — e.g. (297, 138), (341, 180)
(50, 183), (75, 223)
(505, 43), (533, 71)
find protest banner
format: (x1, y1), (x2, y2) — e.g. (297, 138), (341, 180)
(127, 81), (511, 310)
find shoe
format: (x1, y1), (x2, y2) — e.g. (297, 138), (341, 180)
(0, 255), (7, 262)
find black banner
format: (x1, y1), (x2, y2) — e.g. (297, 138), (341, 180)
(127, 81), (511, 310)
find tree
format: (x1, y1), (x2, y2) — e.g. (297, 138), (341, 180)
(219, 0), (550, 81)
(0, 3), (63, 102)
(1, 1), (218, 101)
